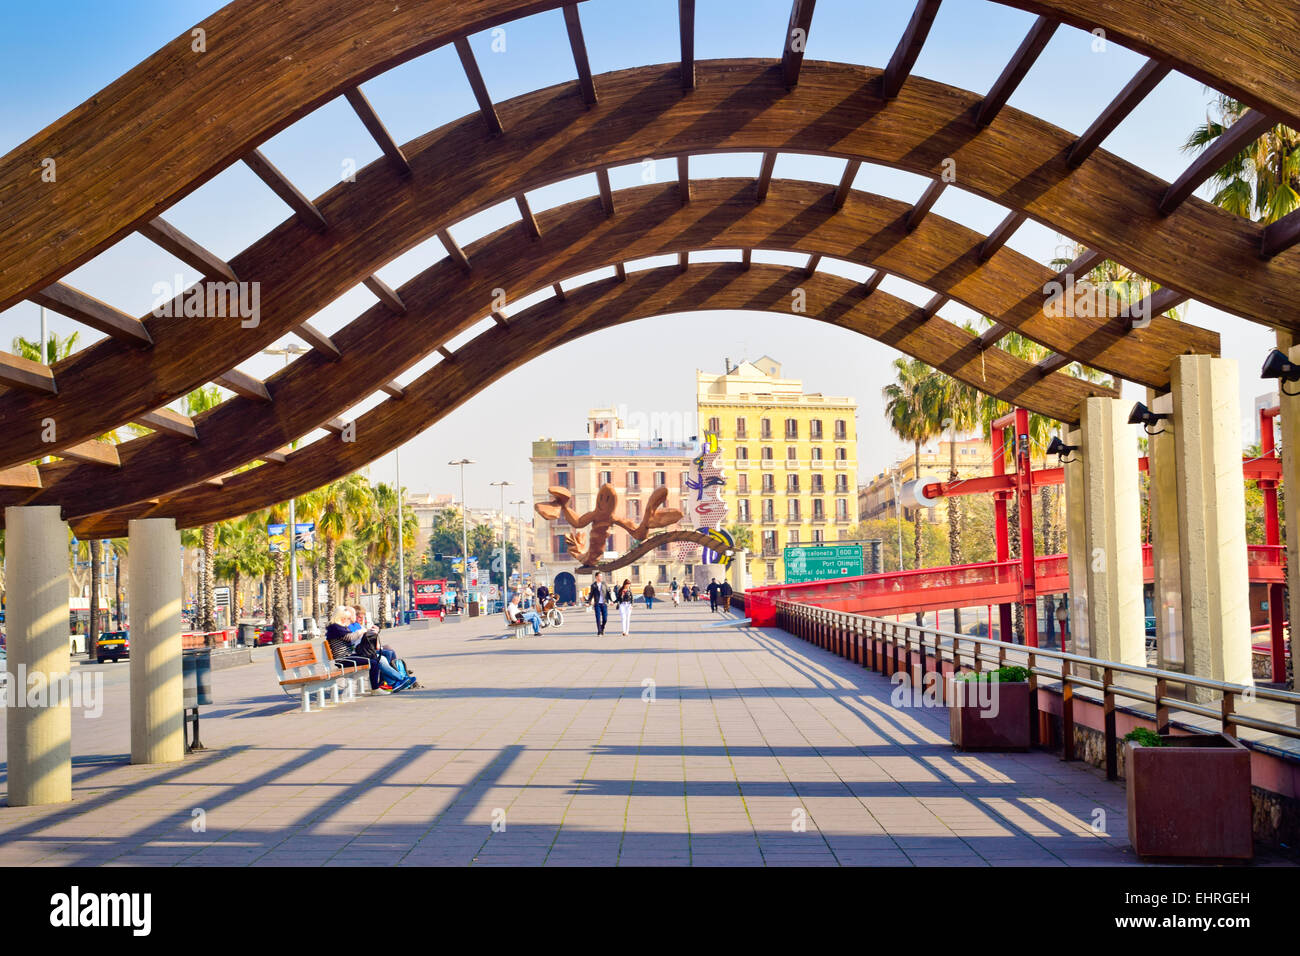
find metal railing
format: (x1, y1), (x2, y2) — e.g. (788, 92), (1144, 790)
(775, 600), (1300, 781)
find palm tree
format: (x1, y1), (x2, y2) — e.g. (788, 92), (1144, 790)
(265, 502), (290, 641)
(359, 483), (399, 626)
(292, 488), (326, 621)
(934, 375), (981, 632)
(1184, 94), (1298, 224)
(318, 474), (370, 623)
(184, 386), (224, 631)
(108, 538), (128, 628)
(12, 330), (80, 365)
(334, 537), (368, 606)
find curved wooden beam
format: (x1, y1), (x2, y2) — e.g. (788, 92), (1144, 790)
(3, 178), (1184, 521)
(0, 61), (1260, 470)
(63, 260), (1115, 537)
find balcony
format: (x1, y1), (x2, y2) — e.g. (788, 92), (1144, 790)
(834, 459), (852, 469)
(783, 458), (799, 469)
(760, 459), (776, 469)
(834, 516), (851, 524)
(761, 515), (777, 525)
(785, 516), (802, 525)
(809, 459), (825, 469)
(733, 458), (750, 469)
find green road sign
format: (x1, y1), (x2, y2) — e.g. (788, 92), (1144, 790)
(783, 544), (864, 583)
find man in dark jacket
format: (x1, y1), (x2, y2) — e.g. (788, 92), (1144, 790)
(707, 578), (721, 612)
(586, 571), (614, 636)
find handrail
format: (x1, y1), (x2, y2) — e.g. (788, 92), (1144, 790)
(773, 601), (1300, 763)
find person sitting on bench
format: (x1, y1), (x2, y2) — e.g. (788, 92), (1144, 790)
(326, 607), (386, 690)
(347, 605), (414, 692)
(507, 592), (544, 635)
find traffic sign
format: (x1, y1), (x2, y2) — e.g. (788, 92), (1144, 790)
(783, 544), (864, 584)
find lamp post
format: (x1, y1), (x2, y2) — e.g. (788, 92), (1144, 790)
(490, 480), (512, 604)
(888, 469), (904, 572)
(511, 498), (528, 593)
(394, 448), (405, 624)
(263, 342), (310, 641)
(449, 458), (475, 602)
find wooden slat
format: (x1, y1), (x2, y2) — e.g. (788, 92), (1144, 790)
(678, 155), (690, 203)
(322, 417), (348, 435)
(363, 275), (407, 314)
(31, 283), (153, 347)
(1059, 247), (1105, 281)
(832, 160), (860, 211)
(978, 211), (1026, 261)
(551, 282), (567, 301)
(862, 270), (885, 295)
(920, 292), (948, 317)
(1067, 59), (1171, 167)
(905, 180), (946, 232)
(0, 351), (57, 394)
(260, 446), (291, 464)
(243, 149), (328, 231)
(781, 0), (817, 89)
(295, 321), (341, 358)
(138, 217), (238, 281)
(438, 229), (472, 273)
(803, 253), (821, 278)
(491, 307), (509, 326)
(59, 440), (120, 467)
(1158, 109), (1276, 215)
(976, 16), (1058, 127)
(0, 465), (41, 489)
(1138, 286), (1190, 320)
(596, 167), (615, 216)
(756, 151), (777, 202)
(380, 380), (405, 399)
(437, 346), (455, 361)
(134, 406), (198, 440)
(515, 195), (542, 239)
(344, 87), (411, 174)
(614, 262), (627, 282)
(1261, 208), (1300, 259)
(679, 0), (696, 91)
(741, 248), (752, 270)
(881, 0), (943, 99)
(977, 323), (1010, 350)
(1036, 353), (1072, 376)
(453, 37), (504, 136)
(215, 370), (272, 402)
(562, 4), (597, 107)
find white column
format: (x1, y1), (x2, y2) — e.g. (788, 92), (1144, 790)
(1079, 398), (1145, 667)
(1062, 425), (1089, 657)
(129, 518), (185, 764)
(4, 506), (72, 806)
(1169, 355), (1253, 695)
(729, 549), (749, 593)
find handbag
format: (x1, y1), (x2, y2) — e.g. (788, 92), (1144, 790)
(355, 630), (381, 659)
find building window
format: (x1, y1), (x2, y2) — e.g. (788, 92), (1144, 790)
(834, 419), (847, 440)
(760, 418), (772, 439)
(737, 446), (749, 460)
(761, 446), (773, 460)
(631, 564), (640, 582)
(738, 474), (749, 493)
(762, 499), (775, 521)
(736, 417), (747, 438)
(631, 499), (642, 520)
(786, 446), (797, 460)
(762, 531), (778, 556)
(708, 416), (720, 435)
(836, 447), (847, 461)
(628, 471), (640, 490)
(789, 530), (799, 545)
(553, 471), (570, 487)
(766, 560), (776, 577)
(654, 470), (666, 487)
(810, 419), (823, 439)
(788, 500), (800, 521)
(811, 446), (823, 460)
(787, 474), (799, 493)
(784, 418), (798, 439)
(738, 499), (751, 521)
(835, 474), (848, 493)
(658, 564), (669, 582)
(836, 498), (848, 519)
(811, 474), (824, 494)
(680, 472), (690, 492)
(813, 499), (825, 520)
(812, 529), (824, 543)
(762, 474), (774, 493)
(554, 534), (567, 554)
(599, 470), (612, 485)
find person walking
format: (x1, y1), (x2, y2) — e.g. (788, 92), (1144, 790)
(690, 584), (699, 603)
(586, 571), (613, 636)
(616, 579), (635, 636)
(642, 582), (655, 610)
(671, 582), (681, 607)
(720, 579), (733, 611)
(707, 578), (721, 612)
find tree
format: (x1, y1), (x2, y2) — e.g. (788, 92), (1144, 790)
(12, 330), (80, 365)
(725, 523), (754, 553)
(882, 357), (944, 621)
(358, 483), (399, 626)
(318, 473), (371, 623)
(184, 387), (224, 631)
(1184, 95), (1298, 224)
(934, 374), (981, 631)
(334, 537), (368, 606)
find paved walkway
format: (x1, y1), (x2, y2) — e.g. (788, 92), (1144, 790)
(0, 604), (1288, 866)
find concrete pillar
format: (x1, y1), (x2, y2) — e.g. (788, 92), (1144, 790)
(3, 506), (73, 806)
(1169, 355), (1253, 696)
(129, 517), (185, 764)
(1145, 389), (1185, 672)
(729, 549), (748, 593)
(1278, 334), (1299, 688)
(1062, 425), (1090, 656)
(1079, 398), (1145, 667)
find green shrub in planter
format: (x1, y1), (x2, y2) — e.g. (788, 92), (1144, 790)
(959, 665), (1030, 683)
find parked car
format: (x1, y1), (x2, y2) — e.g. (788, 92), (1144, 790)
(254, 626), (290, 646)
(98, 630), (130, 662)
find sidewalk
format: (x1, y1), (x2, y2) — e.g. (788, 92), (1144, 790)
(0, 604), (1289, 866)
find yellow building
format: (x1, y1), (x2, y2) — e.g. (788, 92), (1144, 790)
(697, 357), (858, 586)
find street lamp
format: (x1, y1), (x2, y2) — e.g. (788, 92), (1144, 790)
(394, 447), (405, 624)
(510, 498), (528, 591)
(449, 459), (475, 603)
(491, 480), (512, 604)
(262, 342), (310, 642)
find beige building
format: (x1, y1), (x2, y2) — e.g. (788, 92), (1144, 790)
(530, 409), (696, 598)
(405, 490), (535, 576)
(697, 357), (858, 586)
(858, 436), (994, 527)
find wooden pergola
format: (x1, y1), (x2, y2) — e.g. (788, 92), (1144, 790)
(1, 0), (1296, 537)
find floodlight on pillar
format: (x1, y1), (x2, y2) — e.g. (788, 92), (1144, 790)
(1045, 435), (1078, 463)
(1128, 402), (1171, 436)
(1261, 348), (1300, 396)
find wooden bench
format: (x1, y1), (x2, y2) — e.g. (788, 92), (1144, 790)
(503, 609), (531, 640)
(274, 641), (369, 712)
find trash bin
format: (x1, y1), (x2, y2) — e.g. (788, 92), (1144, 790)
(183, 649), (213, 708)
(238, 623), (258, 646)
(468, 601), (479, 618)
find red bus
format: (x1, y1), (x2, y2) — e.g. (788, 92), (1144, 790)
(413, 579), (448, 618)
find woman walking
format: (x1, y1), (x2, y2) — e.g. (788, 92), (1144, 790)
(617, 578), (635, 637)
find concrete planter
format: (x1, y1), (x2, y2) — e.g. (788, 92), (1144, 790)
(1125, 733), (1253, 861)
(948, 679), (1031, 751)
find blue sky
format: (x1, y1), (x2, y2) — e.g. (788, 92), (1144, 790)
(0, 0), (1275, 510)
